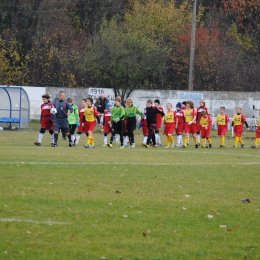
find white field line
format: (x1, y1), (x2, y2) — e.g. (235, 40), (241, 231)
(1, 161), (260, 166)
(0, 218), (69, 225)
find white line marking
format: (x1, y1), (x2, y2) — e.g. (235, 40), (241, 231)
(0, 218), (69, 225)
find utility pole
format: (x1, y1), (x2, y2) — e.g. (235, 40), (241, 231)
(188, 0), (197, 91)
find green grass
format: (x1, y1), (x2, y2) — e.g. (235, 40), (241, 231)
(0, 122), (260, 259)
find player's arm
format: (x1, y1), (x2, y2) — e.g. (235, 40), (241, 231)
(136, 106), (144, 119)
(243, 116), (249, 130)
(155, 107), (165, 117)
(119, 106), (125, 120)
(67, 102), (73, 114)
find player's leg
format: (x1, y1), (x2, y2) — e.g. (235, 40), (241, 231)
(206, 128), (212, 147)
(70, 124), (76, 144)
(49, 130), (54, 146)
(183, 123), (190, 148)
(35, 127), (46, 146)
(103, 133), (108, 146)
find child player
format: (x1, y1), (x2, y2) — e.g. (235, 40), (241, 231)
(216, 106), (230, 148)
(125, 97), (144, 148)
(34, 94), (55, 146)
(67, 97), (79, 145)
(181, 101), (189, 145)
(145, 99), (165, 148)
(175, 102), (185, 147)
(102, 102), (112, 146)
(199, 111), (212, 148)
(251, 109), (260, 148)
(163, 103), (175, 148)
(154, 99), (164, 146)
(196, 100), (209, 146)
(138, 108), (149, 146)
(231, 105), (249, 148)
(107, 97), (125, 149)
(182, 100), (198, 148)
(75, 99), (87, 145)
(82, 97), (102, 148)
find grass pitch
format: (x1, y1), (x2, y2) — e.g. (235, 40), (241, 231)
(0, 122), (260, 259)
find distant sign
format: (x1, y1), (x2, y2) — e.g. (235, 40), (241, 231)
(88, 88), (115, 105)
(179, 92), (203, 107)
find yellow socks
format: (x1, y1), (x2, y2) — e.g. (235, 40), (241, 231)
(239, 137), (244, 145)
(87, 137), (93, 145)
(193, 136), (198, 145)
(169, 135), (174, 145)
(221, 136), (225, 146)
(207, 138), (212, 144)
(184, 136), (188, 146)
(255, 138), (259, 147)
(201, 138), (205, 147)
(166, 136), (170, 146)
(234, 137), (239, 147)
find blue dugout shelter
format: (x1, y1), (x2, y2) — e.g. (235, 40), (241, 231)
(0, 86), (30, 129)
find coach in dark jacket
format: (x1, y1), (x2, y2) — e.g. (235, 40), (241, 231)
(94, 94), (109, 114)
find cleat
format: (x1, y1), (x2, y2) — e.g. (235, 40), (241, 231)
(241, 144), (244, 148)
(201, 146), (205, 148)
(195, 144), (199, 148)
(219, 145), (222, 148)
(165, 146), (170, 149)
(233, 146), (237, 148)
(198, 143), (201, 146)
(157, 143), (162, 147)
(51, 143), (55, 147)
(142, 142), (146, 147)
(187, 143), (189, 145)
(34, 142), (41, 146)
(107, 144), (113, 148)
(131, 143), (135, 148)
(251, 145), (257, 148)
(181, 145), (186, 148)
(119, 146), (124, 149)
(144, 144), (149, 148)
(52, 143), (57, 147)
(89, 145), (95, 148)
(85, 144), (89, 148)
(209, 144), (212, 148)
(170, 144), (175, 148)
(69, 142), (73, 147)
(153, 145), (157, 148)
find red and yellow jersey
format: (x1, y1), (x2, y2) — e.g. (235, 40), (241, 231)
(103, 110), (112, 126)
(84, 106), (99, 122)
(156, 106), (164, 126)
(184, 108), (197, 124)
(197, 106), (209, 122)
(79, 106), (86, 122)
(164, 111), (175, 123)
(200, 115), (212, 128)
(41, 102), (54, 118)
(175, 110), (185, 124)
(232, 113), (246, 126)
(216, 114), (229, 126)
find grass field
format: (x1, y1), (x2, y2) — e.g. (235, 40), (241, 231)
(0, 121), (260, 259)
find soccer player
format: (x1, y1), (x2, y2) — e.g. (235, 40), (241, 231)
(53, 91), (73, 147)
(154, 99), (164, 146)
(216, 106), (230, 148)
(107, 97), (125, 149)
(138, 108), (149, 146)
(163, 103), (175, 148)
(251, 109), (260, 148)
(34, 94), (55, 146)
(144, 99), (165, 148)
(182, 100), (198, 148)
(181, 101), (189, 145)
(82, 97), (102, 148)
(125, 97), (144, 148)
(196, 100), (209, 146)
(75, 99), (87, 146)
(231, 105), (249, 148)
(175, 102), (185, 147)
(199, 111), (212, 148)
(103, 102), (112, 146)
(67, 97), (79, 145)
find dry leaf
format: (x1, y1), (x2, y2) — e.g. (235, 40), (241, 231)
(236, 224), (240, 228)
(115, 190), (122, 194)
(142, 232), (146, 237)
(227, 228), (233, 232)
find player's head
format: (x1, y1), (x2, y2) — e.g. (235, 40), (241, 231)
(220, 106), (225, 114)
(81, 99), (87, 107)
(166, 103), (172, 111)
(115, 97), (122, 106)
(186, 100), (194, 109)
(201, 111), (207, 117)
(106, 102), (112, 110)
(182, 101), (186, 109)
(236, 105), (242, 114)
(176, 102), (182, 110)
(146, 99), (153, 108)
(67, 97), (73, 105)
(42, 94), (50, 103)
(126, 97), (133, 107)
(87, 97), (93, 107)
(154, 99), (160, 107)
(199, 100), (205, 107)
(58, 91), (65, 100)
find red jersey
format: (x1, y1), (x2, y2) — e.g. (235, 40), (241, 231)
(103, 110), (112, 126)
(79, 106), (86, 122)
(174, 110), (185, 124)
(41, 102), (54, 118)
(156, 106), (164, 128)
(197, 106), (209, 123)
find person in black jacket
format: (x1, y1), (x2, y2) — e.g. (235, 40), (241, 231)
(94, 94), (109, 114)
(145, 99), (165, 148)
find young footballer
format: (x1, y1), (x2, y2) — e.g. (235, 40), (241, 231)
(75, 99), (87, 145)
(164, 103), (175, 148)
(196, 100), (209, 146)
(231, 105), (249, 148)
(102, 103), (112, 146)
(107, 97), (125, 149)
(175, 102), (185, 147)
(154, 99), (164, 146)
(251, 109), (260, 148)
(145, 99), (165, 148)
(199, 111), (212, 148)
(67, 97), (79, 145)
(181, 101), (189, 145)
(182, 100), (198, 148)
(125, 97), (144, 148)
(216, 106), (230, 148)
(138, 108), (149, 146)
(82, 97), (102, 148)
(34, 94), (55, 146)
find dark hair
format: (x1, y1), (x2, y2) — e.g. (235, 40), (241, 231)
(82, 99), (87, 102)
(182, 101), (186, 106)
(220, 106), (225, 110)
(87, 97), (93, 104)
(42, 94), (50, 100)
(154, 99), (160, 104)
(67, 97), (73, 103)
(115, 97), (122, 103)
(186, 100), (194, 109)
